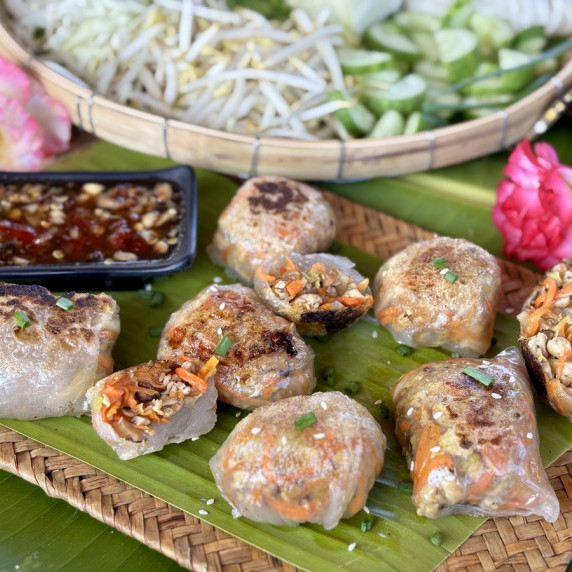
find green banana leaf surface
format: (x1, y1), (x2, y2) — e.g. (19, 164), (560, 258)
(2, 125), (572, 571)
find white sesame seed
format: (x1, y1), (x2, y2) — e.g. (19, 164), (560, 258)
(482, 360), (490, 365)
(433, 411), (443, 419)
(206, 498), (215, 505)
(363, 506), (370, 514)
(374, 399), (383, 405)
(191, 436), (200, 441)
(145, 282), (153, 291)
(251, 427), (261, 435)
(313, 433), (325, 439)
(235, 411), (241, 417)
(491, 392), (502, 399)
(410, 460), (415, 471)
(440, 268), (449, 275)
(347, 542), (357, 552)
(371, 330), (379, 339)
(213, 276), (223, 283)
(219, 302), (226, 310)
(217, 327), (222, 335)
(199, 509), (208, 516)
(281, 435), (287, 445)
(430, 446), (441, 453)
(406, 407), (414, 417)
(321, 401), (327, 410)
(509, 376), (516, 384)
(526, 432), (533, 439)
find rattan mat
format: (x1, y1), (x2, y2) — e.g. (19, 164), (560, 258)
(1, 192), (571, 572)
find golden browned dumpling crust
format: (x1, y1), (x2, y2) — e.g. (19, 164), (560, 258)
(0, 282), (119, 419)
(373, 237), (501, 357)
(158, 284), (315, 409)
(518, 260), (572, 419)
(207, 176), (336, 283)
(210, 391), (386, 529)
(391, 347), (559, 522)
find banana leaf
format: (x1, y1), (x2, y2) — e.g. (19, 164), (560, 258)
(2, 138), (572, 571)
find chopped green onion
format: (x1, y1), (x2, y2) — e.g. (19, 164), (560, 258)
(379, 404), (390, 419)
(343, 381), (360, 396)
(432, 257), (447, 269)
(429, 531), (443, 547)
(295, 411), (318, 430)
(397, 480), (413, 494)
(395, 344), (412, 356)
(56, 296), (74, 311)
(444, 270), (458, 283)
(361, 516), (373, 532)
(148, 326), (164, 338)
(214, 335), (233, 356)
(462, 367), (495, 387)
(150, 291), (165, 308)
(321, 365), (336, 387)
(138, 288), (154, 300)
(14, 310), (31, 329)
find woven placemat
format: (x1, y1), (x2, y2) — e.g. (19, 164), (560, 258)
(1, 193), (570, 571)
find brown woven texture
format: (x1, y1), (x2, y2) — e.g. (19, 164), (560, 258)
(0, 193), (570, 571)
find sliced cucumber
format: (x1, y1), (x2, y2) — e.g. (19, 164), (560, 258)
(329, 90), (376, 136)
(515, 25), (547, 55)
(393, 10), (441, 33)
(364, 21), (422, 63)
(443, 1), (474, 28)
(404, 111), (446, 134)
(469, 12), (515, 57)
(498, 48), (535, 92)
(414, 60), (448, 83)
(410, 31), (440, 63)
(337, 48), (394, 75)
(362, 73), (427, 115)
(360, 68), (402, 90)
(461, 61), (503, 95)
(424, 89), (462, 119)
(434, 28), (479, 82)
(462, 94), (514, 119)
(368, 110), (405, 138)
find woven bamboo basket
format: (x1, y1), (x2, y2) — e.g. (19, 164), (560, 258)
(0, 20), (571, 181)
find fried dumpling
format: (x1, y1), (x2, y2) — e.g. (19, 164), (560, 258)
(373, 237), (501, 357)
(253, 252), (373, 336)
(210, 391), (386, 529)
(207, 176), (336, 283)
(391, 347), (559, 522)
(157, 284), (315, 409)
(89, 358), (217, 460)
(0, 282), (119, 420)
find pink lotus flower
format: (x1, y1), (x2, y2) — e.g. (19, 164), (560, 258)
(0, 57), (71, 171)
(492, 139), (572, 271)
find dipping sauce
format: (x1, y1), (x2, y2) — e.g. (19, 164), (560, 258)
(0, 180), (181, 265)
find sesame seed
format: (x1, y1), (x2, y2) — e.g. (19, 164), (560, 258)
(321, 401), (327, 410)
(219, 302), (226, 310)
(199, 509), (208, 516)
(206, 498), (215, 505)
(235, 411), (241, 417)
(347, 542), (357, 552)
(526, 432), (533, 439)
(482, 360), (490, 365)
(491, 392), (502, 399)
(406, 407), (414, 417)
(313, 433), (325, 439)
(374, 399), (383, 405)
(213, 276), (223, 283)
(251, 427), (261, 435)
(191, 436), (200, 441)
(509, 376), (516, 384)
(430, 446), (441, 453)
(410, 461), (415, 471)
(281, 435), (287, 445)
(371, 330), (379, 339)
(217, 327), (222, 335)
(440, 268), (449, 275)
(433, 411), (443, 419)
(363, 506), (370, 514)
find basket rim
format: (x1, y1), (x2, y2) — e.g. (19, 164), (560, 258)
(1, 19), (571, 180)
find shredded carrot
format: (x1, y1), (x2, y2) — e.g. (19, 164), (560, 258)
(557, 283), (572, 298)
(103, 385), (124, 405)
(97, 352), (114, 372)
(555, 349), (572, 378)
(265, 496), (314, 521)
(377, 306), (403, 325)
(546, 378), (569, 416)
(523, 307), (552, 337)
(282, 256), (297, 273)
(534, 277), (558, 308)
(467, 469), (495, 497)
(255, 266), (276, 284)
(175, 367), (208, 393)
(286, 279), (304, 297)
(356, 278), (370, 291)
(336, 295), (364, 307)
(413, 454), (454, 495)
(309, 262), (326, 274)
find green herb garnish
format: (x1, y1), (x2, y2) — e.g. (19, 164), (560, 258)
(14, 310), (31, 329)
(343, 381), (360, 396)
(429, 531), (443, 547)
(444, 270), (458, 283)
(321, 365), (336, 387)
(148, 326), (164, 338)
(214, 335), (233, 356)
(462, 367), (495, 387)
(397, 481), (413, 494)
(361, 516), (373, 532)
(379, 404), (390, 419)
(150, 291), (165, 308)
(295, 411), (318, 430)
(395, 344), (412, 356)
(138, 288), (154, 300)
(432, 257), (447, 269)
(56, 296), (75, 311)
